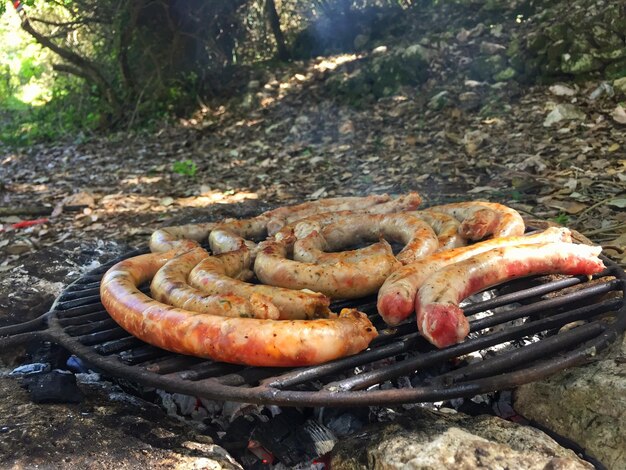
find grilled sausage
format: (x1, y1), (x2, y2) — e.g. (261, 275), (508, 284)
(189, 247), (332, 320)
(254, 237), (401, 299)
(319, 212), (438, 264)
(100, 252), (378, 366)
(410, 210), (466, 251)
(150, 194), (397, 255)
(377, 227), (573, 326)
(208, 216), (269, 255)
(151, 247), (279, 319)
(150, 223), (217, 253)
(426, 201), (525, 240)
(293, 228), (394, 264)
(416, 242), (605, 348)
(265, 192), (421, 235)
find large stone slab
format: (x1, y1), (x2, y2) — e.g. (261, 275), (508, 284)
(514, 334), (626, 470)
(331, 407), (592, 469)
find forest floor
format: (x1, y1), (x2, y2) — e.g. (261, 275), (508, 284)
(1, 49), (625, 325)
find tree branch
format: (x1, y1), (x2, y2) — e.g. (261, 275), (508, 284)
(21, 18), (121, 110)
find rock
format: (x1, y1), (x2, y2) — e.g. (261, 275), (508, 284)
(372, 45), (387, 56)
(469, 55), (506, 82)
(604, 59), (626, 79)
(247, 80), (261, 90)
(590, 25), (624, 50)
(240, 92), (258, 110)
(561, 53), (603, 74)
(549, 84), (577, 96)
(328, 43), (429, 101)
(331, 408), (593, 469)
(456, 28), (471, 43)
(588, 82), (614, 100)
(22, 370), (83, 404)
(458, 91), (481, 111)
(514, 334), (626, 470)
(613, 77), (626, 95)
(480, 41), (506, 55)
(543, 104), (586, 127)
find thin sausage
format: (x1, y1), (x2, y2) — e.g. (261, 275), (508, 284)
(377, 227), (573, 326)
(150, 247), (279, 319)
(293, 228), (393, 264)
(426, 201), (525, 240)
(189, 248), (332, 320)
(266, 192), (422, 236)
(254, 237), (401, 299)
(416, 242), (605, 348)
(150, 223), (216, 253)
(410, 210), (466, 251)
(319, 213), (439, 264)
(100, 253), (378, 366)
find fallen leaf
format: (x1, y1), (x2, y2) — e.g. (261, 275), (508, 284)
(543, 199), (588, 214)
(63, 191), (95, 207)
(467, 186), (498, 193)
(310, 187), (327, 199)
(607, 198), (626, 209)
(159, 197), (175, 206)
(612, 105), (626, 125)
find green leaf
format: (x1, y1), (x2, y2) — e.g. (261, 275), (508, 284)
(172, 160), (197, 177)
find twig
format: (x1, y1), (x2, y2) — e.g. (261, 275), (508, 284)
(584, 222), (626, 236)
(0, 205), (88, 217)
(574, 198), (612, 221)
(0, 206), (52, 217)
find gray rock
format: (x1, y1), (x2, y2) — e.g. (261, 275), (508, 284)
(247, 80), (261, 90)
(561, 53), (604, 75)
(480, 41), (506, 55)
(613, 77), (626, 95)
(514, 334), (626, 470)
(549, 84), (577, 97)
(543, 104), (586, 127)
(331, 408), (593, 469)
(588, 82), (614, 100)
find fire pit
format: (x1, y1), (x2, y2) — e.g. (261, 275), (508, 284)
(2, 243), (624, 408)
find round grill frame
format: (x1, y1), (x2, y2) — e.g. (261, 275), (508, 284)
(1, 247), (625, 408)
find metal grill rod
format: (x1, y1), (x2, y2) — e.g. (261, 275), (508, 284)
(324, 297), (622, 392)
(430, 320), (607, 386)
(263, 283), (621, 390)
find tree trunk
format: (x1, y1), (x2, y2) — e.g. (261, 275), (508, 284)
(265, 0), (289, 61)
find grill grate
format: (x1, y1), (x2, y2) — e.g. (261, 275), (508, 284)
(1, 246), (625, 407)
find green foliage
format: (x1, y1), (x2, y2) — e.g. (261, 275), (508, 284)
(552, 213), (569, 226)
(172, 160), (198, 177)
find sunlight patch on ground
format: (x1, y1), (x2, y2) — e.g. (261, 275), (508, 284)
(176, 190), (258, 207)
(98, 190), (258, 214)
(121, 176), (164, 186)
(314, 54), (359, 72)
(7, 183), (49, 193)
